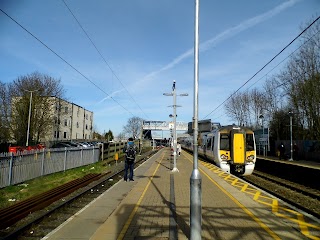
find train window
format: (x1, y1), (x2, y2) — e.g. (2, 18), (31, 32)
(212, 137), (215, 150)
(246, 134), (254, 151)
(207, 138), (211, 149)
(220, 134), (230, 151)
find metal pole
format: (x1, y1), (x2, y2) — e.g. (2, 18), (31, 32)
(26, 91), (33, 147)
(190, 0), (202, 238)
(172, 81), (178, 172)
(262, 118), (265, 156)
(289, 114), (293, 161)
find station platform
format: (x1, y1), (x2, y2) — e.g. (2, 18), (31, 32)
(43, 148), (320, 240)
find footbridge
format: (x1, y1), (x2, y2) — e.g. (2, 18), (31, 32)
(142, 120), (188, 131)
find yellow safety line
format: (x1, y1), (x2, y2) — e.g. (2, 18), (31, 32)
(195, 157), (320, 240)
(183, 153), (281, 240)
(117, 152), (165, 240)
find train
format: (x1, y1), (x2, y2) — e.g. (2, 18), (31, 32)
(180, 125), (256, 176)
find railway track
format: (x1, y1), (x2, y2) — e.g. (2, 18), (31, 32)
(251, 170), (320, 201)
(0, 150), (156, 240)
(195, 154), (320, 219)
(244, 170), (320, 219)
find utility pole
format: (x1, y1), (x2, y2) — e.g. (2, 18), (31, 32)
(163, 81), (188, 172)
(289, 110), (293, 161)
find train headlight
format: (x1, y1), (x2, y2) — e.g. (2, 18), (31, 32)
(247, 155), (254, 162)
(220, 154), (228, 160)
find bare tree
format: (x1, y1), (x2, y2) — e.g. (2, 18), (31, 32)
(0, 81), (11, 143)
(123, 116), (143, 139)
(9, 72), (65, 145)
(277, 17), (320, 139)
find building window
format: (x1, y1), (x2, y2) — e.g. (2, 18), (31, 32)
(86, 124), (88, 130)
(57, 131), (60, 138)
(64, 132), (67, 138)
(86, 114), (88, 120)
(64, 119), (67, 126)
(65, 107), (68, 113)
(77, 122), (79, 128)
(54, 131), (57, 138)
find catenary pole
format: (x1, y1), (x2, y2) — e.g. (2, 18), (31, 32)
(190, 0), (202, 239)
(172, 81), (178, 172)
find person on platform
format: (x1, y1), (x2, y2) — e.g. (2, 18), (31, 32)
(177, 142), (182, 156)
(123, 137), (137, 181)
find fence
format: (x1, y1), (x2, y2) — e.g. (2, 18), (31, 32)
(0, 140), (152, 188)
(0, 146), (100, 188)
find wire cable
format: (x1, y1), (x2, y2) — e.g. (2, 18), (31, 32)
(208, 28), (320, 124)
(202, 15), (320, 120)
(0, 7), (135, 116)
(62, 0), (148, 119)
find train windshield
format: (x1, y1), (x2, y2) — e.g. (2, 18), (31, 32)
(246, 133), (254, 151)
(220, 134), (230, 151)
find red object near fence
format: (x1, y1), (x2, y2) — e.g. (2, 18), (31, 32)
(8, 144), (45, 153)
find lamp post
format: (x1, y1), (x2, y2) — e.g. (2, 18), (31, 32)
(163, 81), (188, 172)
(25, 89), (38, 147)
(289, 110), (293, 161)
(259, 114), (265, 156)
(190, 0), (201, 238)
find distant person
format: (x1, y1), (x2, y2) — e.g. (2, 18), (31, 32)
(123, 137), (137, 181)
(177, 142), (182, 156)
(278, 142), (285, 160)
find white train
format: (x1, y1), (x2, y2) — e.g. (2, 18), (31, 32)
(180, 125), (256, 176)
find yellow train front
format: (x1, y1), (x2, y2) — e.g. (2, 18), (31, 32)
(182, 125), (256, 176)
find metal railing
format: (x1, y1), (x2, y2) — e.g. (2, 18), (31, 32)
(0, 146), (100, 188)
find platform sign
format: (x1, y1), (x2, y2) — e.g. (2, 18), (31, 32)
(188, 119), (212, 134)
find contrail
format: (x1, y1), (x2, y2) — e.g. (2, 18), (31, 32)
(97, 89), (124, 104)
(143, 0), (301, 80)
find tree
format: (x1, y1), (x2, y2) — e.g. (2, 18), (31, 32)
(0, 82), (11, 143)
(277, 17), (320, 140)
(105, 130), (114, 141)
(123, 116), (143, 139)
(9, 72), (65, 145)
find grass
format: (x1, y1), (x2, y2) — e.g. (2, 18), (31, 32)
(0, 146), (154, 209)
(0, 159), (112, 209)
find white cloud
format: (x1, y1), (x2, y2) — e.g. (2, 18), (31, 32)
(141, 0), (300, 81)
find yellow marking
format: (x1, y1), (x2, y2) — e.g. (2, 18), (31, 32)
(272, 199), (278, 213)
(185, 154), (280, 240)
(189, 152), (320, 239)
(117, 152), (165, 240)
(253, 191), (261, 201)
(241, 184), (248, 192)
(298, 214), (310, 236)
(224, 175), (231, 181)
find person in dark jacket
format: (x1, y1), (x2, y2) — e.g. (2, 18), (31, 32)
(123, 137), (137, 181)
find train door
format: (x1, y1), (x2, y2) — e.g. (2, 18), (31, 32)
(231, 131), (245, 164)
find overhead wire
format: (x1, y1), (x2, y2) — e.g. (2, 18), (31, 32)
(209, 27), (320, 124)
(209, 28), (320, 123)
(0, 7), (135, 116)
(202, 15), (320, 120)
(61, 0), (149, 119)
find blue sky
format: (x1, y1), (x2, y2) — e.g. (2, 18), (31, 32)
(0, 0), (319, 138)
